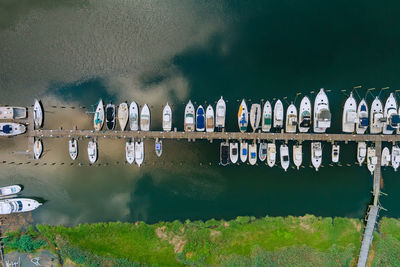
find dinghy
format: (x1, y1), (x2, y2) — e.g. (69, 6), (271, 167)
(162, 103), (172, 132)
(69, 139), (78, 160)
(261, 101), (272, 132)
(0, 123), (26, 136)
(381, 147), (391, 167)
(369, 97), (384, 134)
(0, 185), (22, 197)
(33, 139), (43, 159)
(126, 140), (135, 164)
(33, 99), (43, 129)
(105, 103), (116, 130)
(258, 142), (267, 162)
(229, 142), (239, 164)
(313, 88), (331, 133)
(215, 97), (226, 131)
(392, 146), (400, 171)
(280, 144), (290, 171)
(93, 99), (104, 131)
(135, 140), (144, 167)
(240, 141), (248, 163)
(220, 142), (229, 166)
(267, 143), (276, 167)
(293, 144), (302, 169)
(206, 105), (214, 133)
(357, 142), (367, 166)
(87, 140), (97, 164)
(118, 102), (129, 130)
(249, 104), (261, 132)
(184, 100), (195, 132)
(129, 101), (139, 131)
(196, 105), (205, 132)
(248, 143), (257, 165)
(155, 139), (162, 157)
(342, 92), (357, 133)
(367, 146), (377, 175)
(273, 100), (284, 129)
(140, 104), (151, 131)
(332, 144), (340, 163)
(298, 96), (312, 133)
(285, 104), (297, 133)
(356, 99), (369, 134)
(383, 93), (398, 135)
(311, 142), (322, 171)
(238, 99), (248, 133)
(0, 198), (41, 214)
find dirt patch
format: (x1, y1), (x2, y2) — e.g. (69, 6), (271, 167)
(224, 222), (230, 228)
(210, 230), (221, 241)
(351, 219), (362, 232)
(155, 226), (186, 254)
(171, 236), (186, 254)
(0, 212), (33, 233)
(298, 215), (315, 233)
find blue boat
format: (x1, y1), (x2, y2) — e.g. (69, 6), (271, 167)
(196, 105), (205, 131)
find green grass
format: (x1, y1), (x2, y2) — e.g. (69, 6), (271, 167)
(372, 217), (400, 266)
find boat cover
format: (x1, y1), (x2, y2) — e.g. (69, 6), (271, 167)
(391, 114), (400, 125)
(1, 125), (12, 133)
(251, 152), (256, 158)
(242, 148), (247, 156)
(360, 117), (369, 127)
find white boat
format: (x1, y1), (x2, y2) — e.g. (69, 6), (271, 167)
(162, 103), (172, 132)
(258, 142), (267, 162)
(280, 144), (289, 171)
(93, 100), (104, 131)
(381, 147), (391, 167)
(69, 139), (78, 160)
(184, 100), (195, 132)
(370, 97), (384, 134)
(140, 104), (151, 131)
(0, 123), (26, 136)
(220, 142), (229, 166)
(33, 99), (43, 129)
(0, 106), (26, 120)
(129, 101), (139, 131)
(206, 105), (214, 133)
(155, 139), (162, 157)
(356, 99), (369, 134)
(273, 100), (284, 129)
(332, 144), (340, 163)
(88, 140), (97, 164)
(126, 140), (135, 164)
(298, 96), (312, 133)
(135, 140), (144, 167)
(105, 103), (116, 130)
(342, 92), (357, 133)
(367, 146), (377, 175)
(311, 142), (322, 171)
(240, 141), (248, 163)
(267, 143), (276, 167)
(196, 105), (205, 132)
(293, 144), (302, 169)
(118, 102), (129, 131)
(215, 97), (226, 131)
(33, 139), (43, 159)
(0, 198), (42, 214)
(0, 185), (22, 197)
(285, 104), (297, 133)
(392, 146), (400, 171)
(249, 104), (261, 132)
(313, 88), (331, 133)
(383, 93), (398, 135)
(229, 142), (239, 164)
(238, 99), (248, 133)
(261, 101), (272, 132)
(248, 143), (257, 165)
(357, 142), (367, 166)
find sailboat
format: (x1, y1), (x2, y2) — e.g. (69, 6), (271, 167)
(162, 103), (172, 132)
(140, 104), (151, 131)
(357, 142), (367, 166)
(342, 92), (357, 133)
(238, 99), (248, 133)
(367, 146), (377, 175)
(273, 100), (284, 129)
(93, 99), (104, 131)
(220, 142), (229, 166)
(129, 101), (139, 131)
(261, 101), (272, 132)
(280, 144), (290, 171)
(135, 139), (144, 167)
(229, 142), (239, 164)
(383, 93), (398, 134)
(0, 123), (26, 136)
(69, 139), (78, 160)
(381, 147), (391, 167)
(240, 141), (248, 163)
(215, 97), (226, 131)
(155, 139), (162, 157)
(33, 99), (43, 129)
(184, 100), (195, 132)
(356, 99), (369, 134)
(196, 105), (205, 132)
(206, 105), (214, 133)
(105, 103), (116, 130)
(392, 145), (400, 171)
(311, 142), (322, 171)
(298, 96), (312, 133)
(293, 144), (302, 169)
(369, 97), (384, 134)
(313, 88), (331, 133)
(249, 104), (261, 132)
(332, 144), (340, 163)
(125, 140), (135, 164)
(285, 104), (297, 133)
(258, 142), (267, 162)
(33, 139), (43, 159)
(117, 102), (129, 131)
(87, 140), (97, 164)
(267, 143), (276, 167)
(248, 143), (257, 165)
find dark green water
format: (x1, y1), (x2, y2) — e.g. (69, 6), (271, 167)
(0, 1), (400, 225)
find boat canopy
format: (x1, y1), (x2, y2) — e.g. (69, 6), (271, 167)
(300, 117), (311, 127)
(264, 117), (272, 125)
(1, 125), (12, 134)
(360, 117), (369, 127)
(360, 105), (367, 112)
(242, 148), (247, 156)
(390, 114), (400, 126)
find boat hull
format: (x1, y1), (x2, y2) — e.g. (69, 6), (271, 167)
(299, 96), (312, 133)
(230, 143), (239, 164)
(129, 101), (139, 131)
(342, 93), (357, 133)
(240, 141), (248, 163)
(140, 104), (151, 131)
(238, 100), (248, 133)
(162, 104), (172, 132)
(285, 104), (297, 133)
(261, 101), (272, 132)
(248, 143), (257, 165)
(118, 102), (129, 131)
(93, 100), (104, 131)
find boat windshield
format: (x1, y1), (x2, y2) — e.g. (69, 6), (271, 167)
(242, 148), (247, 156)
(232, 148), (237, 155)
(163, 114), (170, 122)
(251, 152), (256, 158)
(283, 155), (289, 162)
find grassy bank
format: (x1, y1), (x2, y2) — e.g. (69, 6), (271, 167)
(5, 215), (400, 266)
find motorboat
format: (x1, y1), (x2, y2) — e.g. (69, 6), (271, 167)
(206, 105), (214, 133)
(313, 88), (331, 133)
(248, 143), (257, 165)
(162, 103), (172, 132)
(332, 144), (340, 163)
(267, 143), (276, 167)
(140, 104), (151, 131)
(125, 140), (135, 164)
(285, 103), (297, 133)
(367, 146), (377, 175)
(369, 97), (384, 134)
(215, 97), (226, 131)
(249, 104), (261, 132)
(258, 142), (267, 162)
(357, 142), (367, 166)
(93, 99), (104, 131)
(220, 142), (230, 166)
(311, 142), (322, 171)
(261, 101), (272, 132)
(280, 144), (289, 171)
(33, 139), (43, 159)
(381, 147), (391, 167)
(240, 141), (248, 163)
(0, 198), (42, 214)
(196, 105), (205, 132)
(33, 99), (43, 129)
(69, 138), (78, 160)
(229, 142), (239, 164)
(117, 102), (129, 130)
(392, 146), (400, 171)
(135, 140), (144, 167)
(0, 123), (26, 136)
(87, 140), (97, 164)
(129, 101), (139, 131)
(293, 144), (302, 169)
(273, 100), (284, 129)
(356, 99), (369, 134)
(0, 106), (26, 120)
(342, 92), (357, 133)
(298, 96), (312, 133)
(155, 139), (162, 157)
(0, 185), (22, 197)
(184, 100), (195, 132)
(238, 99), (248, 132)
(105, 103), (116, 130)
(383, 93), (398, 135)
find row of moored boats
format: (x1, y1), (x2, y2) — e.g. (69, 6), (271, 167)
(0, 185), (41, 215)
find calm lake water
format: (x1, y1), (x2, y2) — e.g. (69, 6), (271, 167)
(0, 1), (400, 225)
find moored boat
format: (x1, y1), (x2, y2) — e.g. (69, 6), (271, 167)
(105, 103), (116, 130)
(229, 142), (239, 164)
(267, 143), (276, 167)
(220, 142), (229, 166)
(117, 102), (129, 131)
(285, 104), (297, 133)
(0, 185), (22, 197)
(357, 142), (367, 166)
(162, 103), (172, 132)
(135, 140), (144, 167)
(383, 93), (398, 135)
(88, 140), (97, 164)
(0, 198), (42, 214)
(93, 99), (104, 131)
(0, 123), (26, 136)
(356, 99), (369, 134)
(370, 97), (384, 134)
(184, 100), (195, 132)
(298, 96), (312, 133)
(249, 104), (261, 132)
(238, 99), (248, 133)
(392, 146), (400, 171)
(258, 142), (267, 162)
(293, 144), (302, 169)
(206, 105), (214, 133)
(140, 104), (151, 131)
(342, 92), (357, 133)
(381, 147), (390, 167)
(367, 146), (377, 175)
(311, 142), (322, 171)
(215, 97), (226, 131)
(33, 139), (43, 159)
(313, 88), (331, 133)
(129, 101), (139, 131)
(126, 140), (135, 164)
(273, 100), (284, 129)
(155, 139), (162, 157)
(332, 144), (340, 163)
(248, 143), (257, 165)
(196, 105), (205, 132)
(280, 144), (289, 171)
(69, 138), (78, 160)
(240, 141), (248, 163)
(261, 101), (272, 132)
(0, 106), (26, 120)
(33, 99), (43, 129)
